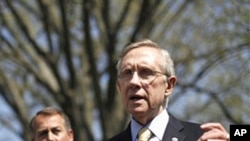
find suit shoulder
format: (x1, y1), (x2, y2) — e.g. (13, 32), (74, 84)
(181, 120), (202, 128)
(180, 120), (204, 136)
(106, 128), (131, 141)
(107, 133), (122, 141)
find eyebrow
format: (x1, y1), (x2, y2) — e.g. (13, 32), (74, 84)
(37, 126), (62, 132)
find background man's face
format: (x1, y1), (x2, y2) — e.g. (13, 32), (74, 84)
(33, 114), (73, 141)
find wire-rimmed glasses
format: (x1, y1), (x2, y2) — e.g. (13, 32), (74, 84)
(118, 68), (168, 84)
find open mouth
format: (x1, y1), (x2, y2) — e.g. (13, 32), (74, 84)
(129, 95), (145, 100)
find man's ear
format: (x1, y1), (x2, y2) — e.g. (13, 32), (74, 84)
(67, 129), (74, 141)
(68, 129), (74, 141)
(117, 80), (121, 92)
(165, 76), (177, 96)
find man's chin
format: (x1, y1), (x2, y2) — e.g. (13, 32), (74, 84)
(129, 108), (147, 116)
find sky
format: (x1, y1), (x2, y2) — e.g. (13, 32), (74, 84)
(0, 96), (22, 141)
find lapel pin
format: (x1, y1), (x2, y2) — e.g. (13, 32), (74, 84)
(171, 137), (178, 141)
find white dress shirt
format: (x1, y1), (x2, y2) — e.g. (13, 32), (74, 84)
(131, 110), (169, 141)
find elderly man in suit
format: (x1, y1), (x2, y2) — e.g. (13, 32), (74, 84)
(108, 39), (229, 141)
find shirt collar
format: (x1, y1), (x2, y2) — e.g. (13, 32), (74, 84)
(131, 110), (169, 141)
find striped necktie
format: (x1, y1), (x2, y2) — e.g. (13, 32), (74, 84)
(137, 127), (152, 141)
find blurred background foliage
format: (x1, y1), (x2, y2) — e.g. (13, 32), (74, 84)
(0, 0), (249, 140)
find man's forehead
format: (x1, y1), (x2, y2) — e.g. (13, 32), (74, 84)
(123, 47), (160, 61)
(34, 114), (65, 128)
(125, 46), (160, 53)
(36, 114), (62, 120)
(121, 47), (163, 70)
(126, 46), (159, 56)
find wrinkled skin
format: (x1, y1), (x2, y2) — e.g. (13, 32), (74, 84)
(117, 46), (176, 125)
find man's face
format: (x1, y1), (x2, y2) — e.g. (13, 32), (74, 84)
(117, 46), (175, 124)
(33, 114), (73, 141)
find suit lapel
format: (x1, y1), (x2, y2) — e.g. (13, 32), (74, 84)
(120, 114), (187, 141)
(162, 114), (186, 141)
(120, 123), (133, 141)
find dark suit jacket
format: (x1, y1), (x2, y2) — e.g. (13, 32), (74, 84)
(107, 114), (204, 141)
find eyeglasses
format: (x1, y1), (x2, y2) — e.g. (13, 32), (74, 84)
(118, 68), (168, 84)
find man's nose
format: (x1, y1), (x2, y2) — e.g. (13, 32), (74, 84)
(47, 131), (55, 141)
(129, 71), (142, 87)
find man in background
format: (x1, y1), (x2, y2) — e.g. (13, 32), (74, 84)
(29, 107), (74, 141)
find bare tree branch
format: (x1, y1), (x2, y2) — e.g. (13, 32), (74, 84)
(4, 0), (46, 57)
(37, 0), (54, 53)
(58, 0), (77, 89)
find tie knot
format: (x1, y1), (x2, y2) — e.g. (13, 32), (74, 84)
(138, 127), (152, 141)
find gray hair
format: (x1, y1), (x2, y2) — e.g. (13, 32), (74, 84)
(116, 39), (175, 77)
